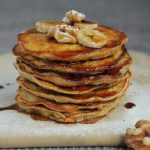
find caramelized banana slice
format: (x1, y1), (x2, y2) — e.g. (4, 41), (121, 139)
(54, 25), (77, 43)
(36, 21), (66, 34)
(74, 22), (98, 29)
(76, 29), (107, 48)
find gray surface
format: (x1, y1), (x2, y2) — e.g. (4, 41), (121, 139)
(0, 0), (148, 149)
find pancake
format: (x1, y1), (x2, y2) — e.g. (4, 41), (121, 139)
(15, 25), (127, 62)
(79, 117), (102, 124)
(19, 46), (132, 74)
(17, 95), (121, 123)
(16, 59), (130, 87)
(16, 87), (124, 113)
(16, 61), (130, 95)
(18, 76), (129, 104)
(17, 75), (115, 95)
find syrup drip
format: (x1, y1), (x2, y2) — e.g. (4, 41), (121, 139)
(0, 104), (18, 111)
(0, 85), (4, 89)
(124, 102), (136, 109)
(31, 114), (49, 121)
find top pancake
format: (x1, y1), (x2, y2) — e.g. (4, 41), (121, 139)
(15, 25), (127, 62)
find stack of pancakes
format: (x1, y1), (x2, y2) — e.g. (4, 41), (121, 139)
(13, 24), (132, 124)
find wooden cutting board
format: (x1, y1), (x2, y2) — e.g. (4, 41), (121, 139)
(0, 51), (150, 148)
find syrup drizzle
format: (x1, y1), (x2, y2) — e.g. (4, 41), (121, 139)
(0, 104), (17, 111)
(31, 114), (49, 121)
(124, 102), (136, 109)
(0, 85), (4, 89)
(0, 104), (49, 121)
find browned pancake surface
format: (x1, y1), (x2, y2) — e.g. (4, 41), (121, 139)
(14, 25), (127, 62)
(18, 46), (132, 74)
(16, 59), (130, 87)
(17, 77), (129, 104)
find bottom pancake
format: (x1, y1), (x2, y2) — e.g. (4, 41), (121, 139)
(17, 97), (121, 124)
(16, 88), (124, 123)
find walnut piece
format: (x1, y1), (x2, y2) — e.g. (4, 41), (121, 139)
(62, 10), (85, 23)
(125, 120), (150, 150)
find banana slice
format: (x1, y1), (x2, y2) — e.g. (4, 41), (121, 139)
(54, 25), (77, 43)
(76, 29), (107, 48)
(74, 22), (98, 29)
(36, 21), (66, 33)
(62, 16), (70, 24)
(47, 27), (57, 37)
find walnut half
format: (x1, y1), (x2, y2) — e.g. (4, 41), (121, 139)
(125, 120), (150, 150)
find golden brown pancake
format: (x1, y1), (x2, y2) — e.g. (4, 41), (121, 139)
(16, 59), (130, 87)
(18, 77), (129, 104)
(16, 60), (131, 95)
(17, 95), (122, 123)
(18, 46), (132, 74)
(17, 75), (115, 95)
(15, 25), (127, 62)
(16, 87), (125, 113)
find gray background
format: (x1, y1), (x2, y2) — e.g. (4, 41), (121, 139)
(0, 0), (149, 149)
(0, 0), (150, 55)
